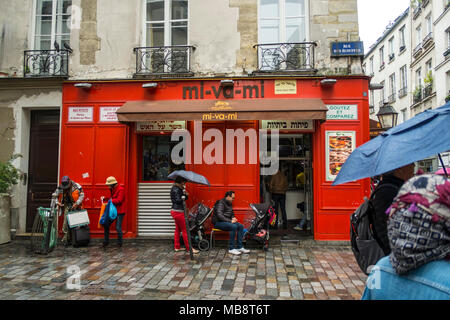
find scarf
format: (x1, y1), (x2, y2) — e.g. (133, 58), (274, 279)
(386, 174), (450, 274)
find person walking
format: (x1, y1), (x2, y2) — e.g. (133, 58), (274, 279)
(362, 174), (450, 300)
(170, 176), (199, 254)
(269, 169), (288, 229)
(55, 175), (85, 246)
(101, 176), (125, 248)
(212, 191), (250, 255)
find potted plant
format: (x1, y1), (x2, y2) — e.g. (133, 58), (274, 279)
(0, 154), (22, 245)
(445, 91), (450, 103)
(413, 85), (422, 103)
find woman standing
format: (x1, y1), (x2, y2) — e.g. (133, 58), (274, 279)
(101, 176), (125, 248)
(170, 176), (199, 254)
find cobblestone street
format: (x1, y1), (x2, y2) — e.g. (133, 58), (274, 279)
(0, 239), (367, 300)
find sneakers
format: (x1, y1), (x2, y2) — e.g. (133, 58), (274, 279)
(228, 249), (242, 255)
(293, 225), (302, 231)
(238, 247), (250, 254)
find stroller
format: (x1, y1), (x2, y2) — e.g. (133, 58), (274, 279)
(244, 202), (276, 251)
(188, 203), (214, 251)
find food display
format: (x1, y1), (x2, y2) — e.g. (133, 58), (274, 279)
(327, 134), (354, 178)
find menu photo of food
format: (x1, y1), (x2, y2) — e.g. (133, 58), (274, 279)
(326, 131), (355, 181)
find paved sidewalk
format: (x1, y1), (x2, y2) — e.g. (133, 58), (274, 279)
(0, 239), (367, 300)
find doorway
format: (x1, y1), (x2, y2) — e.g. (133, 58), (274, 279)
(26, 110), (60, 232)
(260, 133), (313, 237)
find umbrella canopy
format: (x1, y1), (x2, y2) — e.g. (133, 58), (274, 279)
(167, 170), (210, 186)
(435, 167), (449, 175)
(333, 102), (450, 186)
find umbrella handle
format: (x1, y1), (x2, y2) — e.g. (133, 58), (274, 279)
(438, 154), (448, 178)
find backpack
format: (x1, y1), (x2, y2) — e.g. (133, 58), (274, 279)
(350, 183), (396, 275)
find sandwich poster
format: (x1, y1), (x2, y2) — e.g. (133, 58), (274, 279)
(325, 131), (355, 181)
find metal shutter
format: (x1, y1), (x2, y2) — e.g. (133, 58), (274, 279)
(138, 183), (174, 237)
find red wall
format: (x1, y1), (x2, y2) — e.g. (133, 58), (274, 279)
(61, 77), (370, 240)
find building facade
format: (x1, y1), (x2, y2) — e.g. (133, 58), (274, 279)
(0, 0), (370, 241)
(363, 0), (450, 171)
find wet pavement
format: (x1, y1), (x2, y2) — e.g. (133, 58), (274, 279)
(0, 238), (367, 300)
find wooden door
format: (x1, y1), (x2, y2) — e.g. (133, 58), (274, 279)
(26, 110), (60, 232)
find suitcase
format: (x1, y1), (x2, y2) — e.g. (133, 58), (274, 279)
(71, 225), (90, 247)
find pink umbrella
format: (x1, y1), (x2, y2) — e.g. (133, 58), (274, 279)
(435, 167), (449, 175)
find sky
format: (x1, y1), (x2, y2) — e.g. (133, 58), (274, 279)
(358, 0), (410, 53)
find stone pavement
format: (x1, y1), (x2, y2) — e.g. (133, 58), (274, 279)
(0, 239), (367, 300)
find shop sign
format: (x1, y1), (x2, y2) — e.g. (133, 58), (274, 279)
(136, 121), (186, 132)
(260, 120), (314, 131)
(326, 105), (358, 120)
(182, 80), (265, 99)
(68, 106), (93, 122)
(274, 80), (297, 95)
(325, 131), (356, 181)
(99, 106), (120, 122)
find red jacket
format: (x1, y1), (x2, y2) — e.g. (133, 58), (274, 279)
(105, 185), (126, 214)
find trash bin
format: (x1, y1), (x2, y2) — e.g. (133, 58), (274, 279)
(0, 195), (11, 245)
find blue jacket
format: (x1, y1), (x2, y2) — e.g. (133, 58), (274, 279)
(362, 256), (450, 300)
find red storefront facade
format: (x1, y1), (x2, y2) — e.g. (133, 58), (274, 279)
(60, 76), (370, 241)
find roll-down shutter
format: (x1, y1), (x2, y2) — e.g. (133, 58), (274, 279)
(138, 183), (174, 237)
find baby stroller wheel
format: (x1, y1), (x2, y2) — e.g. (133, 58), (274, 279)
(198, 239), (210, 251)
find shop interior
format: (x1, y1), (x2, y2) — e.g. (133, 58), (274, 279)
(260, 133), (313, 236)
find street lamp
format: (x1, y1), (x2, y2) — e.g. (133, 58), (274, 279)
(377, 102), (398, 129)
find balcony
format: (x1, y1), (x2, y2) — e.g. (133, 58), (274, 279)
(413, 6), (421, 19)
(422, 32), (434, 48)
(413, 88), (422, 104)
(398, 87), (408, 98)
(133, 45), (195, 76)
(388, 53), (395, 62)
(444, 47), (450, 58)
(254, 42), (317, 73)
(24, 50), (69, 78)
(413, 43), (422, 58)
(422, 0), (429, 8)
(423, 84), (433, 99)
(388, 93), (396, 103)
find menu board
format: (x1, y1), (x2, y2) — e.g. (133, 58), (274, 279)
(325, 131), (355, 181)
(68, 106), (93, 122)
(99, 106), (120, 122)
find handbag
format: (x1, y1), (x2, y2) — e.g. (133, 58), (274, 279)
(67, 209), (90, 228)
(108, 199), (118, 220)
(99, 200), (117, 226)
(97, 203), (107, 228)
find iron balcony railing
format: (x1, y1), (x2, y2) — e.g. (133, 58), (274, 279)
(398, 87), (408, 98)
(254, 42), (317, 72)
(24, 49), (69, 77)
(134, 45), (195, 75)
(388, 93), (396, 103)
(423, 84), (433, 99)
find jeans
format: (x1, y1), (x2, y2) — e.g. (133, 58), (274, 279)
(272, 193), (287, 227)
(103, 213), (124, 245)
(214, 221), (244, 250)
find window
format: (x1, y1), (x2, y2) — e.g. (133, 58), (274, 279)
(142, 135), (185, 181)
(379, 46), (385, 69)
(447, 27), (450, 49)
(388, 37), (395, 60)
(416, 68), (422, 87)
(33, 0), (71, 50)
(389, 73), (396, 102)
(401, 108), (408, 122)
(426, 59), (432, 74)
(143, 0), (188, 73)
(380, 80), (385, 104)
(399, 65), (407, 97)
(416, 25), (422, 45)
(144, 0), (188, 47)
(369, 56), (374, 75)
(258, 0), (308, 44)
(399, 25), (406, 51)
(425, 14), (432, 36)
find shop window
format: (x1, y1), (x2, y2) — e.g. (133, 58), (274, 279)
(142, 135), (185, 181)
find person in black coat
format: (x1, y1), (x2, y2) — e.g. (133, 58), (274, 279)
(213, 191), (250, 255)
(371, 163), (415, 255)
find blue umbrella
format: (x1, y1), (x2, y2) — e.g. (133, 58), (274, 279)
(168, 170), (210, 186)
(333, 102), (450, 186)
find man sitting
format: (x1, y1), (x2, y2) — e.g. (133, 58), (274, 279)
(213, 191), (250, 255)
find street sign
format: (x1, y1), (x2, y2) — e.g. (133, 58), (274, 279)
(331, 41), (364, 57)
